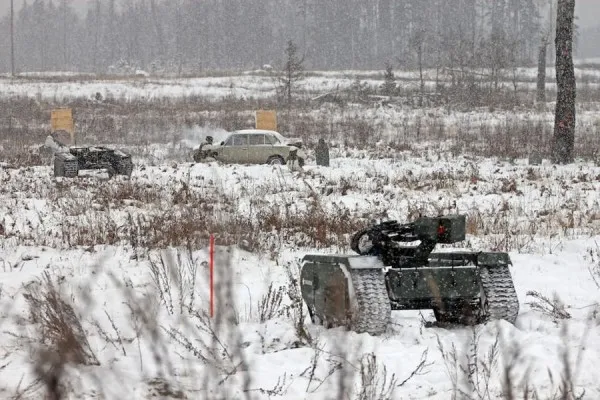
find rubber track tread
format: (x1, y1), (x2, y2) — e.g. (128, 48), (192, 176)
(349, 269), (391, 335)
(54, 156), (78, 178)
(117, 158), (133, 177)
(479, 265), (519, 324)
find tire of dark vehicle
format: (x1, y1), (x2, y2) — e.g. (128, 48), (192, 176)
(350, 228), (375, 255)
(267, 156), (285, 165)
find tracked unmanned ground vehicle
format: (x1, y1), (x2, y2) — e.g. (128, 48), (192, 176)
(45, 134), (133, 178)
(54, 146), (133, 178)
(300, 215), (519, 335)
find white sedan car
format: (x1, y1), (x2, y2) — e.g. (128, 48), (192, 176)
(193, 129), (306, 166)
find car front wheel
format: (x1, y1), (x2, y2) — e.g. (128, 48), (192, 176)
(267, 156), (285, 165)
(192, 150), (203, 162)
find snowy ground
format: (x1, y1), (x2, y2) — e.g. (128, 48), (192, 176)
(2, 66), (600, 103)
(0, 149), (599, 399)
(0, 67), (599, 398)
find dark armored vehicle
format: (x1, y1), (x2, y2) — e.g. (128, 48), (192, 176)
(45, 134), (133, 178)
(300, 215), (519, 335)
(54, 146), (133, 178)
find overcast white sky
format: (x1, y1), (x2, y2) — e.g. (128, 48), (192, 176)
(1, 0), (598, 28)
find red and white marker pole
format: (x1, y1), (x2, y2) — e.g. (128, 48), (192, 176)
(209, 234), (215, 318)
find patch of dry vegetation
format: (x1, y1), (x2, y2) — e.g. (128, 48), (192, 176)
(2, 148), (600, 256)
(22, 272), (100, 399)
(436, 326), (588, 400)
(3, 92), (600, 167)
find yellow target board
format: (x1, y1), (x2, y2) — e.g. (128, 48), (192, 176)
(51, 108), (74, 133)
(255, 110), (277, 131)
(50, 108), (75, 143)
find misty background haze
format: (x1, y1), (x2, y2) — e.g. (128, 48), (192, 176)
(0, 0), (598, 74)
(0, 0), (596, 30)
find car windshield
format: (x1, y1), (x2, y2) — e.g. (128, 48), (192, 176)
(270, 132), (287, 142)
(265, 134), (280, 145)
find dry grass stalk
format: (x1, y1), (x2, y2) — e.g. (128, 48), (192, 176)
(23, 272), (99, 367)
(22, 272), (99, 400)
(526, 291), (572, 321)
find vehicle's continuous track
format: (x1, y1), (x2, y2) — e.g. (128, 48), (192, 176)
(349, 268), (391, 335)
(479, 265), (520, 324)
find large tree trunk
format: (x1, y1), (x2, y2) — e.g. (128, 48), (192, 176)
(552, 0), (576, 164)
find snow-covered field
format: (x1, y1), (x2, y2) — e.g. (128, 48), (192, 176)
(0, 148), (599, 399)
(2, 66), (600, 103)
(0, 68), (599, 399)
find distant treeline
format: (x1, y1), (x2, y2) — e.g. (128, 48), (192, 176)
(0, 0), (589, 74)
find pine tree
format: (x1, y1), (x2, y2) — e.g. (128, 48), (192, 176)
(280, 40), (304, 109)
(382, 63), (396, 96)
